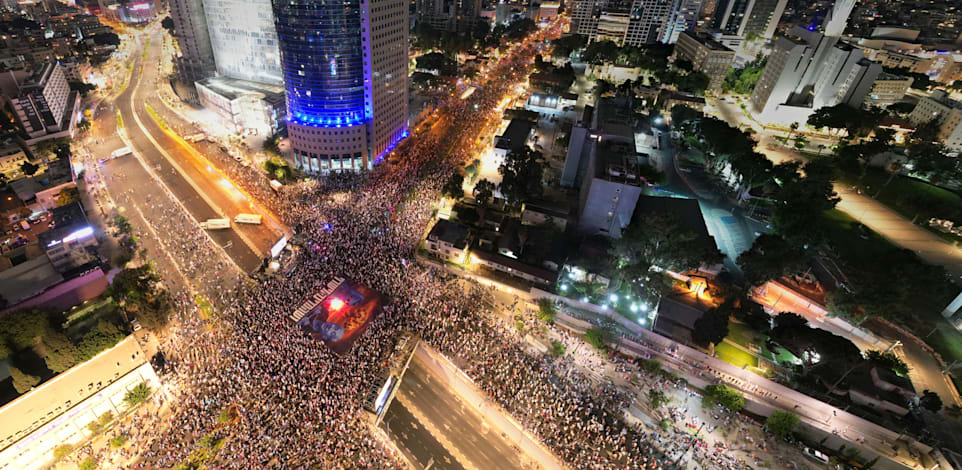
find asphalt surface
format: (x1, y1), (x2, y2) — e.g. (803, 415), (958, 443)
(86, 33), (276, 273)
(382, 355), (527, 470)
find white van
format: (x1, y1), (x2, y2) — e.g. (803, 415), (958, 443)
(200, 218), (230, 230)
(234, 214), (262, 225)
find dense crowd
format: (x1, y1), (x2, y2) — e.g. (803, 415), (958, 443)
(77, 19), (767, 470)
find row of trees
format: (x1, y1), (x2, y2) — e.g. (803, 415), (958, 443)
(578, 39), (673, 73)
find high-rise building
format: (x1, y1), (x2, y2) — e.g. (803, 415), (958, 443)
(273, 0), (409, 174)
(710, 0), (786, 39)
(415, 0), (481, 33)
(661, 0), (702, 44)
(569, 0), (674, 46)
(167, 0), (216, 83)
(907, 90), (962, 152)
(750, 0), (878, 124)
(205, 0), (283, 85)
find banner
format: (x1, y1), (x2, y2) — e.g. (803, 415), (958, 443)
(291, 276), (385, 354)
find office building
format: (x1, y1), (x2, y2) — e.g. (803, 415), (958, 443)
(710, 0), (786, 40)
(671, 31), (735, 91)
(274, 0), (409, 174)
(167, 0), (216, 83)
(3, 62), (80, 140)
(750, 0), (881, 124)
(863, 72), (912, 108)
(195, 76), (287, 135)
(415, 0), (481, 33)
(907, 90), (962, 152)
(570, 0), (675, 46)
(205, 0), (283, 85)
(661, 0), (702, 44)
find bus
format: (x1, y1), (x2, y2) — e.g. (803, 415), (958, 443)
(200, 218), (230, 230)
(110, 147), (133, 159)
(234, 214), (262, 225)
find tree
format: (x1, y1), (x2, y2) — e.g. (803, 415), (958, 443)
(20, 161), (40, 176)
(807, 104), (882, 139)
(40, 330), (79, 373)
(737, 234), (807, 285)
(472, 178), (495, 206)
(69, 81), (97, 98)
(866, 350), (909, 375)
(455, 206), (479, 226)
(649, 389), (670, 408)
(693, 304), (731, 347)
(582, 40), (620, 64)
(161, 16), (175, 32)
(53, 444), (72, 461)
(766, 410), (800, 439)
(9, 366), (40, 394)
(79, 457), (97, 470)
(770, 160), (839, 244)
(705, 384), (744, 411)
(77, 320), (125, 361)
(123, 382), (152, 407)
(110, 434), (128, 448)
(611, 212), (724, 273)
(887, 102), (915, 116)
(0, 309), (51, 350)
(592, 79), (614, 97)
(498, 147), (545, 206)
(108, 265), (172, 331)
(722, 55), (768, 95)
(551, 34), (587, 60)
(57, 187), (80, 206)
(919, 390), (943, 412)
(537, 298), (557, 323)
(551, 340), (566, 356)
(441, 172), (465, 199)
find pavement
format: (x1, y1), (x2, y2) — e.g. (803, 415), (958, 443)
(382, 352), (532, 470)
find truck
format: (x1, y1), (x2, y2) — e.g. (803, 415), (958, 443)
(110, 147), (133, 159)
(184, 133), (206, 143)
(233, 214), (262, 225)
(269, 179), (283, 192)
(200, 218), (230, 230)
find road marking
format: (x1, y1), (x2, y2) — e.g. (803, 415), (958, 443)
(396, 392), (480, 470)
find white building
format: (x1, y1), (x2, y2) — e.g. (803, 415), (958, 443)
(907, 90), (962, 152)
(749, 0), (881, 125)
(863, 72), (913, 108)
(203, 0), (283, 86)
(0, 337), (160, 470)
(569, 0), (675, 46)
(4, 63), (80, 139)
(195, 76), (286, 134)
(425, 219), (471, 264)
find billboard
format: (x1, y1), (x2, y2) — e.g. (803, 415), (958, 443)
(289, 276), (385, 354)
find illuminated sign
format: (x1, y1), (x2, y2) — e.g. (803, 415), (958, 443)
(62, 226), (94, 243)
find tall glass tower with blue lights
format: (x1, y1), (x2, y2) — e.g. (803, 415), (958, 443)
(273, 0), (409, 173)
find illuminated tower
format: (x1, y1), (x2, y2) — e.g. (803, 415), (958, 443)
(273, 0), (409, 174)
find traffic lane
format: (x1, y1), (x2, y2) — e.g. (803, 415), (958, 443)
(132, 51), (281, 253)
(383, 402), (466, 470)
(400, 357), (527, 470)
(101, 150), (262, 273)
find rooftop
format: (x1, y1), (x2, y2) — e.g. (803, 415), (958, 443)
(427, 219), (470, 249)
(495, 118), (535, 152)
(195, 76), (286, 106)
(681, 31), (735, 52)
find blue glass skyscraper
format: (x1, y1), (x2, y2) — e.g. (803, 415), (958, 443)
(273, 0), (409, 173)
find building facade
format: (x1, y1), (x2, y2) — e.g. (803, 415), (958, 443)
(671, 31), (735, 91)
(205, 0), (283, 85)
(274, 0), (409, 174)
(710, 0), (786, 39)
(907, 90), (962, 151)
(167, 0), (216, 83)
(863, 72), (912, 108)
(6, 63), (79, 139)
(570, 0), (675, 46)
(660, 0), (702, 44)
(415, 0), (481, 33)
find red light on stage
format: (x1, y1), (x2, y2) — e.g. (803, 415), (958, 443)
(328, 298), (345, 311)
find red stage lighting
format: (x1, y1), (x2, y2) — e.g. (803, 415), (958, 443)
(328, 298), (345, 311)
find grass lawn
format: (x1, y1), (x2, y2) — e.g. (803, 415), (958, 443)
(715, 342), (758, 369)
(820, 209), (900, 260)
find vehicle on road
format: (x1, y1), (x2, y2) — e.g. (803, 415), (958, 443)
(234, 214), (262, 225)
(20, 221), (30, 231)
(184, 133), (206, 143)
(200, 218), (231, 230)
(802, 447), (829, 465)
(111, 147), (133, 159)
(270, 180), (283, 192)
(130, 318), (142, 331)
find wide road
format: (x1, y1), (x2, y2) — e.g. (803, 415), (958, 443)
(382, 354), (529, 470)
(92, 31), (279, 273)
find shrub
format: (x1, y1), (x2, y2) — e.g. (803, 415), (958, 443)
(551, 341), (566, 356)
(53, 444), (73, 461)
(123, 382), (152, 407)
(109, 434), (128, 448)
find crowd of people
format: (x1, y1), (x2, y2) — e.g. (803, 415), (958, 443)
(73, 17), (787, 470)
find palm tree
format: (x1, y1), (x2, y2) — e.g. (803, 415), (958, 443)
(787, 122), (799, 142)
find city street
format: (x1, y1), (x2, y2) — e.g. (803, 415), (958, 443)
(383, 355), (530, 470)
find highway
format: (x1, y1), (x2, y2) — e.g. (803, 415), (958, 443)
(85, 29), (281, 273)
(382, 353), (529, 470)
